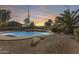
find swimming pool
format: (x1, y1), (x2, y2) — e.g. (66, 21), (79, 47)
(0, 31), (50, 37)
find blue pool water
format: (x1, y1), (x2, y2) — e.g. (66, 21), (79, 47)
(0, 31), (50, 37)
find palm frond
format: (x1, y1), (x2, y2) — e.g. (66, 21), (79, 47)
(71, 11), (75, 17)
(72, 15), (79, 22)
(73, 18), (79, 24)
(59, 13), (64, 16)
(71, 9), (79, 19)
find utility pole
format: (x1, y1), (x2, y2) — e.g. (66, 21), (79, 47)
(27, 5), (30, 23)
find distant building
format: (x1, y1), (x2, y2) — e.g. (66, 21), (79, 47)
(8, 21), (22, 27)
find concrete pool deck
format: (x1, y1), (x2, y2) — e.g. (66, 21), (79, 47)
(0, 32), (55, 40)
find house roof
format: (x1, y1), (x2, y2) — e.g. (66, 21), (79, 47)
(8, 21), (22, 26)
(8, 21), (22, 24)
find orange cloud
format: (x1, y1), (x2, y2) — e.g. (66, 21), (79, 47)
(31, 15), (56, 26)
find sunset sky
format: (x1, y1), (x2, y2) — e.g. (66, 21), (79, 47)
(0, 5), (79, 26)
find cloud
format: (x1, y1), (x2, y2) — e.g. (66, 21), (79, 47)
(0, 5), (57, 26)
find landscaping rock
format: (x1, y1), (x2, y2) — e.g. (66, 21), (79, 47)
(30, 37), (40, 47)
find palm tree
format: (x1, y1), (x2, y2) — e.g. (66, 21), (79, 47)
(55, 9), (79, 34)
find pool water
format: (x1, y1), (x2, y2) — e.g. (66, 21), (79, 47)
(0, 31), (50, 37)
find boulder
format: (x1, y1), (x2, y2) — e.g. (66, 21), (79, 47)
(30, 37), (40, 47)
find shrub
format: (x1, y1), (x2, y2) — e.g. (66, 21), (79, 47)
(0, 21), (7, 27)
(74, 28), (79, 42)
(29, 22), (35, 29)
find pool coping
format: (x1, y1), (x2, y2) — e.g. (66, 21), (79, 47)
(0, 31), (55, 41)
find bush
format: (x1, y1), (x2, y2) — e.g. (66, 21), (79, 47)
(0, 21), (7, 27)
(74, 28), (79, 42)
(29, 22), (35, 29)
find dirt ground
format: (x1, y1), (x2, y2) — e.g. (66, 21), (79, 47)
(0, 33), (79, 54)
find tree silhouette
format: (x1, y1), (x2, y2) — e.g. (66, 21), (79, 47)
(45, 19), (53, 27)
(30, 21), (35, 29)
(0, 9), (11, 23)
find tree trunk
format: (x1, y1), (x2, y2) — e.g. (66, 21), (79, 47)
(64, 26), (73, 34)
